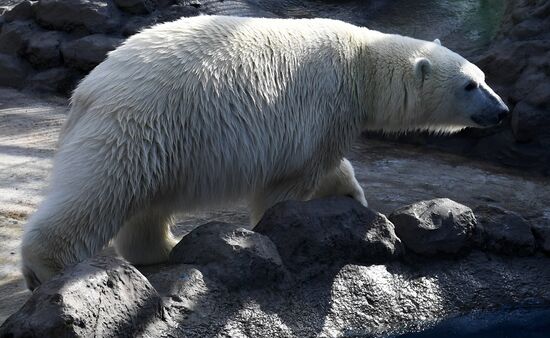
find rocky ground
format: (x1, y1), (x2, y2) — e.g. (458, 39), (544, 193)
(1, 196), (550, 337)
(0, 87), (549, 336)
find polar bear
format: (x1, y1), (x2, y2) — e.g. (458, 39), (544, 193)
(21, 15), (508, 289)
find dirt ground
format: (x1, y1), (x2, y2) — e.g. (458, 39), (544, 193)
(0, 88), (66, 323)
(1, 87), (549, 324)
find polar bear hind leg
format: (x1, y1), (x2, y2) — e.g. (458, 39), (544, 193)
(114, 207), (178, 265)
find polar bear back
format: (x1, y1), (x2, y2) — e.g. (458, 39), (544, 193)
(63, 16), (364, 205)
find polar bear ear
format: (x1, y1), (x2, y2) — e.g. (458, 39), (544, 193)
(433, 38), (441, 46)
(414, 57), (432, 82)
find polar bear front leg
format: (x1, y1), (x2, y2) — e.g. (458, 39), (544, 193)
(114, 207), (178, 265)
(311, 158), (368, 207)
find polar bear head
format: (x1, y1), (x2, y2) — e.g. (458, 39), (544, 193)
(408, 39), (509, 132)
(365, 36), (509, 134)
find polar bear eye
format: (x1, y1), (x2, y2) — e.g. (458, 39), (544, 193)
(464, 81), (478, 91)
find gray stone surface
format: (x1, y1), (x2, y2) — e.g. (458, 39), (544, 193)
(169, 222), (288, 289)
(3, 0), (33, 22)
(30, 67), (80, 94)
(24, 31), (65, 69)
(0, 255), (162, 337)
(532, 218), (550, 254)
(61, 34), (123, 71)
(34, 0), (121, 34)
(122, 253), (550, 336)
(0, 52), (29, 88)
(254, 197), (402, 273)
(0, 20), (34, 55)
(389, 198), (477, 255)
(115, 0), (157, 14)
(511, 100), (550, 143)
(474, 205), (536, 255)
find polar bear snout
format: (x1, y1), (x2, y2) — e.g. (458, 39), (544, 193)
(470, 104), (509, 127)
(469, 85), (509, 128)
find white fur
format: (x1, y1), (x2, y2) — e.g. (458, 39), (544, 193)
(21, 15), (503, 289)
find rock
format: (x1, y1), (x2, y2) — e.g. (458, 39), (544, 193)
(526, 78), (550, 108)
(24, 31), (66, 69)
(115, 0), (157, 14)
(121, 15), (157, 37)
(0, 20), (35, 55)
(30, 67), (82, 94)
(389, 198), (476, 255)
(142, 264), (227, 329)
(511, 101), (550, 142)
(61, 34), (123, 71)
(254, 197), (402, 272)
(0, 255), (162, 337)
(474, 205), (536, 255)
(156, 3), (200, 23)
(531, 218), (550, 254)
(3, 1), (34, 22)
(169, 222), (288, 289)
(34, 0), (121, 34)
(0, 53), (30, 88)
(511, 18), (546, 39)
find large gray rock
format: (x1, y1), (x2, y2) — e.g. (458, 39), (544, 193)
(0, 255), (162, 338)
(61, 34), (123, 71)
(24, 31), (66, 69)
(169, 222), (288, 289)
(474, 205), (536, 255)
(0, 20), (35, 55)
(254, 197), (402, 271)
(532, 218), (550, 254)
(30, 67), (82, 94)
(35, 0), (121, 34)
(155, 3), (201, 23)
(389, 198), (477, 255)
(115, 0), (157, 14)
(0, 53), (30, 88)
(511, 101), (550, 142)
(3, 1), (34, 22)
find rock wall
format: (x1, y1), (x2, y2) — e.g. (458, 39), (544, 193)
(370, 0), (550, 175)
(0, 0), (201, 93)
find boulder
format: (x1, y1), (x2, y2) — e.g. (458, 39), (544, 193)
(3, 1), (34, 22)
(0, 255), (162, 338)
(0, 20), (35, 55)
(61, 34), (123, 71)
(155, 3), (200, 23)
(0, 53), (30, 88)
(530, 218), (550, 254)
(388, 198), (476, 255)
(34, 0), (121, 34)
(169, 222), (288, 289)
(511, 101), (550, 142)
(254, 197), (402, 271)
(121, 14), (157, 37)
(30, 67), (82, 94)
(474, 205), (536, 255)
(115, 0), (157, 14)
(24, 31), (66, 69)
